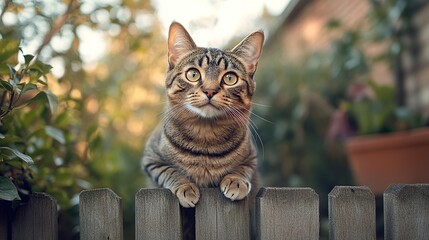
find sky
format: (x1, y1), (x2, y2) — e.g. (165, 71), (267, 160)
(153, 0), (291, 47)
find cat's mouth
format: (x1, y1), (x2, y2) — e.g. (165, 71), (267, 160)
(186, 102), (224, 118)
(201, 102), (219, 109)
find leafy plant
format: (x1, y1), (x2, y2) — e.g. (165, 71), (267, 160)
(333, 80), (427, 137)
(327, 0), (429, 139)
(1, 0), (163, 238)
(0, 39), (58, 202)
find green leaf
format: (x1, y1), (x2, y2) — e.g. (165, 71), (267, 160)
(45, 126), (65, 144)
(29, 59), (53, 75)
(0, 64), (9, 76)
(44, 90), (58, 113)
(7, 64), (16, 75)
(0, 39), (20, 64)
(0, 134), (21, 145)
(5, 158), (26, 168)
(368, 80), (394, 102)
(0, 80), (13, 91)
(0, 176), (21, 201)
(21, 83), (38, 93)
(0, 147), (33, 164)
(37, 79), (48, 86)
(23, 54), (35, 66)
(29, 69), (42, 83)
(33, 90), (58, 114)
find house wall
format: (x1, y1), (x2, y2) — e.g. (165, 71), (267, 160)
(275, 0), (369, 59)
(268, 0), (429, 114)
(404, 3), (429, 114)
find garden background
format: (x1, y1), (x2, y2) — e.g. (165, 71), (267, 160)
(1, 0), (427, 239)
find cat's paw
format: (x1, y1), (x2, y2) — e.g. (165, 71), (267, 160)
(220, 175), (251, 201)
(175, 183), (200, 208)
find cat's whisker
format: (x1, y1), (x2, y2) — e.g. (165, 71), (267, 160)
(240, 107), (273, 124)
(227, 105), (265, 162)
(251, 102), (271, 108)
(160, 103), (188, 127)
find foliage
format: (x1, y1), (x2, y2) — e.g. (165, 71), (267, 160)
(339, 80), (427, 136)
(253, 2), (428, 238)
(0, 40), (60, 203)
(328, 0), (428, 138)
(0, 0), (165, 238)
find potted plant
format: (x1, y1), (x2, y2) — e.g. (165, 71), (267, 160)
(328, 80), (429, 194)
(326, 0), (429, 194)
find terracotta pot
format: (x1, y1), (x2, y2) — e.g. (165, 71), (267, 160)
(346, 127), (429, 194)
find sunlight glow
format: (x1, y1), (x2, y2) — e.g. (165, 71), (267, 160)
(153, 0), (291, 47)
(76, 25), (107, 64)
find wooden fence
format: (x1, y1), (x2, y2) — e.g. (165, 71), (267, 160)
(0, 184), (428, 240)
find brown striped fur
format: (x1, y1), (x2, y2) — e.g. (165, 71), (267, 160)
(142, 22), (264, 210)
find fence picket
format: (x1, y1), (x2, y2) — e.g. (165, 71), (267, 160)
(195, 188), (250, 240)
(2, 184), (429, 239)
(11, 193), (57, 240)
(79, 188), (123, 240)
(256, 187), (319, 240)
(384, 184), (429, 240)
(0, 201), (7, 240)
(328, 186), (375, 240)
(135, 188), (182, 240)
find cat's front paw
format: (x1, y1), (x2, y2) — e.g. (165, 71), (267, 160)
(175, 183), (200, 208)
(220, 175), (251, 201)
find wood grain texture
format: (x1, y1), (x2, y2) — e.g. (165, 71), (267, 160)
(329, 186), (375, 240)
(384, 184), (429, 240)
(0, 201), (7, 240)
(256, 187), (319, 240)
(135, 188), (182, 240)
(12, 193), (58, 240)
(195, 188), (250, 240)
(79, 188), (123, 240)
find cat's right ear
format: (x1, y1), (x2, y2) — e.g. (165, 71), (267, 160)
(168, 22), (197, 69)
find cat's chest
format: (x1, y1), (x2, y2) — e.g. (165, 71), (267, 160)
(160, 120), (248, 186)
(185, 161), (227, 187)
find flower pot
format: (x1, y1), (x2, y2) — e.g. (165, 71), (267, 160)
(346, 127), (429, 194)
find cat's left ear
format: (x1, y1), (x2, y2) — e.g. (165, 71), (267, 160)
(232, 31), (264, 76)
(168, 22), (197, 69)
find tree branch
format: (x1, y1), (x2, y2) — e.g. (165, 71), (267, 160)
(30, 0), (79, 65)
(0, 0), (12, 24)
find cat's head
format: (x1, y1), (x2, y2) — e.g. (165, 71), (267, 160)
(165, 22), (264, 119)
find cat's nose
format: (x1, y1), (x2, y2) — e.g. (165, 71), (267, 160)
(203, 88), (219, 99)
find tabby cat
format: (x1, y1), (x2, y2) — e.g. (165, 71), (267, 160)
(142, 22), (264, 209)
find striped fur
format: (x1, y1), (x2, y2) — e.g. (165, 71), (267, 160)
(142, 22), (264, 208)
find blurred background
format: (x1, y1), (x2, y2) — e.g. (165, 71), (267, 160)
(1, 0), (428, 239)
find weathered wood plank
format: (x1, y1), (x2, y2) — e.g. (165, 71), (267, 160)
(256, 187), (319, 240)
(328, 186), (375, 240)
(79, 188), (123, 240)
(12, 193), (58, 240)
(384, 184), (429, 240)
(0, 201), (9, 240)
(195, 188), (250, 240)
(135, 188), (182, 240)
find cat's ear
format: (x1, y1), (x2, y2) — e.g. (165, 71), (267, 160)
(168, 22), (197, 69)
(231, 31), (264, 76)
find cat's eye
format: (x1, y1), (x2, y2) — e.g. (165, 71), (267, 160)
(222, 72), (238, 86)
(185, 68), (201, 82)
